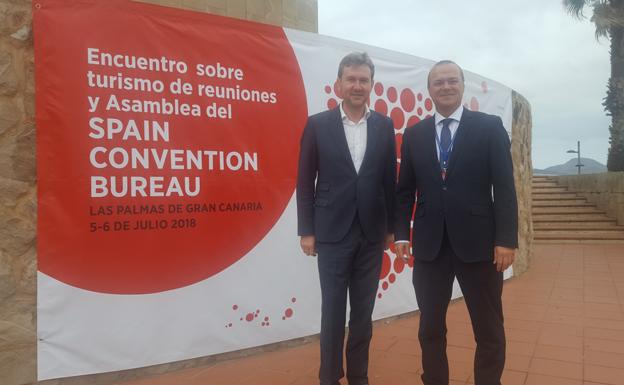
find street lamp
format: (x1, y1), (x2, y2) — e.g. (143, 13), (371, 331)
(566, 140), (584, 175)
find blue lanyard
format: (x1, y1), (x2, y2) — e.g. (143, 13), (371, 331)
(435, 124), (458, 170)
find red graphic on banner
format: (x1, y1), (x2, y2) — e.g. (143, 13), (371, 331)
(226, 297), (297, 328)
(35, 0), (308, 294)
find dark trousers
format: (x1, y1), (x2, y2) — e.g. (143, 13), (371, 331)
(413, 230), (505, 385)
(316, 217), (384, 385)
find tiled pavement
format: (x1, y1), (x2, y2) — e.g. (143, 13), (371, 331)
(117, 243), (624, 385)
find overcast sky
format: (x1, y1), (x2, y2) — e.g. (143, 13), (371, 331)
(318, 0), (611, 169)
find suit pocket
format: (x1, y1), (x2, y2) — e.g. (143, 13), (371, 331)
(470, 205), (492, 217)
(314, 198), (329, 207)
(317, 182), (330, 192)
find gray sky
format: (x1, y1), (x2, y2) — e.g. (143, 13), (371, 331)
(318, 0), (611, 169)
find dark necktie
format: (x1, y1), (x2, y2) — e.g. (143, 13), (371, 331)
(440, 118), (452, 171)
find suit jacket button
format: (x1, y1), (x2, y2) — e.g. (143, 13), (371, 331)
(442, 186), (447, 191)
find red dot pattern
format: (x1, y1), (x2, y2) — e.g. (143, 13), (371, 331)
(380, 252), (391, 279)
(387, 87), (398, 103)
(424, 98), (433, 111)
(374, 82), (384, 96)
(227, 296), (298, 329)
(400, 89), (416, 112)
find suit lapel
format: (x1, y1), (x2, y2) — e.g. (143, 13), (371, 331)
(424, 118), (442, 181)
(445, 109), (472, 179)
(359, 112), (379, 173)
(328, 107), (357, 174)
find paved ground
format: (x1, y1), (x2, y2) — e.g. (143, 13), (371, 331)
(117, 243), (624, 385)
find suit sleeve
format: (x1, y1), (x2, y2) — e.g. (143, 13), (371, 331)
(296, 118), (318, 236)
(383, 117), (397, 234)
(394, 128), (417, 242)
(489, 117), (519, 248)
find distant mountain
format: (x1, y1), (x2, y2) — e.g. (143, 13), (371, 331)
(534, 158), (607, 175)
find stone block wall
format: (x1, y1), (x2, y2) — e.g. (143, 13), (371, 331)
(511, 91), (533, 276)
(0, 1), (38, 385)
(555, 172), (624, 225)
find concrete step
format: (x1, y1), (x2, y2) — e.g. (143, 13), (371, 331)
(532, 193), (583, 200)
(534, 239), (624, 244)
(532, 200), (592, 207)
(532, 176), (553, 181)
(532, 213), (615, 222)
(534, 222), (622, 230)
(533, 187), (570, 194)
(532, 182), (560, 188)
(534, 231), (624, 240)
(532, 207), (604, 214)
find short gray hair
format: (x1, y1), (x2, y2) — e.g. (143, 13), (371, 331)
(337, 52), (375, 80)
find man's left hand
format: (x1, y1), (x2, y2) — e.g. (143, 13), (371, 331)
(384, 233), (395, 250)
(493, 246), (515, 272)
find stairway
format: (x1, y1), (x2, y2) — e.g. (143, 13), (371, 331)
(532, 176), (624, 243)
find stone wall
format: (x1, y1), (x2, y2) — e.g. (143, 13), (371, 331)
(555, 172), (624, 225)
(511, 91), (533, 276)
(0, 1), (38, 385)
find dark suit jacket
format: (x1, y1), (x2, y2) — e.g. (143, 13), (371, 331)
(395, 109), (518, 262)
(297, 107), (397, 243)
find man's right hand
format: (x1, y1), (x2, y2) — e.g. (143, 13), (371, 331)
(395, 242), (411, 262)
(300, 235), (316, 256)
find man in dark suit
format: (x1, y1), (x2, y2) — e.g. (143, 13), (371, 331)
(395, 60), (518, 385)
(297, 52), (397, 385)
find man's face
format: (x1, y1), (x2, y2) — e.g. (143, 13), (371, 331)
(337, 64), (373, 111)
(428, 63), (464, 114)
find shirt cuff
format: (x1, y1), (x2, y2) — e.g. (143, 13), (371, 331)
(394, 240), (409, 244)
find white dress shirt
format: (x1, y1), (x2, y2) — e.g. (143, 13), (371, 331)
(340, 103), (370, 173)
(434, 106), (464, 160)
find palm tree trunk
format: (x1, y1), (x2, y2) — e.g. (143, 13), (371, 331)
(606, 0), (624, 170)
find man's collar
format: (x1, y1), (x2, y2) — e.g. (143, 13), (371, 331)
(434, 105), (464, 126)
(340, 102), (371, 123)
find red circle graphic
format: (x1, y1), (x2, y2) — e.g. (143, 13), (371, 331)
(37, 17), (308, 294)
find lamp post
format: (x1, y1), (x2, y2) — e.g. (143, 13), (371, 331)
(566, 140), (583, 175)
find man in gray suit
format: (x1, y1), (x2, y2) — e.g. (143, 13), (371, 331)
(296, 52), (397, 385)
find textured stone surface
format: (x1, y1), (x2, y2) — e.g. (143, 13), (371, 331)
(556, 172), (624, 225)
(0, 50), (17, 96)
(0, 346), (36, 385)
(0, 97), (20, 135)
(511, 91), (533, 276)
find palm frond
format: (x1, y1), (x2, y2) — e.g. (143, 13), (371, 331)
(592, 2), (624, 38)
(563, 0), (591, 18)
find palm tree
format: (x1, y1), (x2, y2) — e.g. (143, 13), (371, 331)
(564, 0), (624, 171)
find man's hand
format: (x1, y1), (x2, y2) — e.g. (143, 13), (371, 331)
(384, 233), (395, 250)
(300, 235), (316, 256)
(493, 246), (515, 272)
(395, 242), (411, 263)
